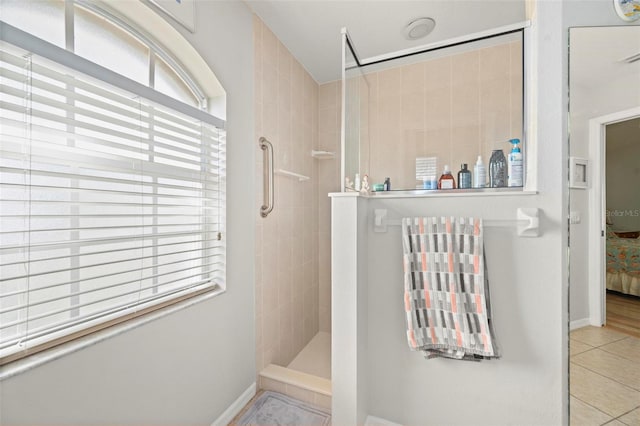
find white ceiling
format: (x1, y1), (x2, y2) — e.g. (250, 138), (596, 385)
(569, 25), (640, 91)
(245, 0), (527, 83)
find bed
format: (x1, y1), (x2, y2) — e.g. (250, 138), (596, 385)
(606, 227), (640, 297)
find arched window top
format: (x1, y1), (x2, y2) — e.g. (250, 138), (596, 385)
(0, 0), (224, 111)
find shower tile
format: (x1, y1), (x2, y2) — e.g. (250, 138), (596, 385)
(319, 81), (338, 109)
(319, 106), (339, 134)
(263, 308), (279, 352)
(320, 306), (330, 333)
(256, 281), (263, 318)
(263, 346), (275, 368)
(263, 278), (278, 315)
(253, 15), (262, 46)
(256, 345), (265, 375)
(263, 100), (278, 140)
(278, 75), (292, 116)
(377, 94), (401, 130)
(319, 278), (330, 311)
(425, 86), (452, 131)
(452, 127), (482, 173)
(263, 64), (278, 104)
(455, 49), (480, 78)
(278, 270), (293, 308)
(263, 238), (277, 268)
(292, 60), (304, 96)
(279, 325), (294, 364)
(377, 67), (402, 98)
(278, 41), (291, 79)
(401, 62), (425, 94)
(255, 64), (263, 100)
(255, 101), (263, 138)
(277, 120), (292, 163)
(262, 25), (278, 70)
(401, 93), (425, 131)
(509, 44), (523, 139)
(480, 44), (510, 80)
(424, 56), (451, 90)
(452, 82), (480, 127)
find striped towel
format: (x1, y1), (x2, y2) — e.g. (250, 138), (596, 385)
(402, 217), (499, 360)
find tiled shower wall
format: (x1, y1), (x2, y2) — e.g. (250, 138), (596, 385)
(254, 16), (320, 373)
(358, 39), (523, 190)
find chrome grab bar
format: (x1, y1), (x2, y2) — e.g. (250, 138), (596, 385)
(259, 137), (274, 218)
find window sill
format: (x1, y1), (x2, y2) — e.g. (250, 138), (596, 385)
(0, 286), (225, 381)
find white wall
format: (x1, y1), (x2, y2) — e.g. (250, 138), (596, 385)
(0, 1), (256, 424)
(363, 194), (566, 424)
(566, 0), (640, 323)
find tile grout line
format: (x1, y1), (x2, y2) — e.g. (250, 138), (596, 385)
(612, 404), (640, 424)
(570, 360), (640, 394)
(569, 393), (615, 422)
(569, 335), (629, 348)
(569, 345), (597, 358)
(598, 339), (640, 363)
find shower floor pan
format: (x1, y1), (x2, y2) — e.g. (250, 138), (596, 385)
(259, 331), (331, 410)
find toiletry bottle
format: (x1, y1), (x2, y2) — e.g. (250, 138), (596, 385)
(428, 176), (437, 190)
(489, 149), (507, 188)
(438, 165), (456, 189)
(383, 177), (390, 191)
(457, 164), (472, 189)
(507, 138), (523, 187)
(473, 155), (486, 188)
(354, 173), (361, 191)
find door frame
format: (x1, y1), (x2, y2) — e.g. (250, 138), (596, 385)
(588, 106), (640, 326)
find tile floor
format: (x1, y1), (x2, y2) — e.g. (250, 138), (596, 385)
(570, 326), (640, 425)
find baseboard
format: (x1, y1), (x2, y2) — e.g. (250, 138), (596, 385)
(211, 382), (256, 426)
(365, 415), (404, 426)
(570, 318), (592, 331)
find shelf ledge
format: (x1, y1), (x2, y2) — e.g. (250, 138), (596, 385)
(275, 169), (310, 181)
(311, 150), (335, 160)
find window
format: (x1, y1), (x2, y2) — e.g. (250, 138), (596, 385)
(0, 3), (225, 364)
(74, 4), (150, 85)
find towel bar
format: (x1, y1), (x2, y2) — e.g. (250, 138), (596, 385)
(373, 207), (540, 237)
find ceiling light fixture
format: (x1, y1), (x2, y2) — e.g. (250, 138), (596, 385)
(403, 17), (436, 41)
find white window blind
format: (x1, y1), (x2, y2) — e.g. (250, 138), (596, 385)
(0, 40), (226, 364)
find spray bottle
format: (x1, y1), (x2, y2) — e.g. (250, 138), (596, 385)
(507, 138), (523, 187)
(473, 156), (486, 188)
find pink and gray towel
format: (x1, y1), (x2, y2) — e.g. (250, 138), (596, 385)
(401, 217), (499, 360)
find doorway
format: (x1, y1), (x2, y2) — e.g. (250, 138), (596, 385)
(587, 108), (640, 328)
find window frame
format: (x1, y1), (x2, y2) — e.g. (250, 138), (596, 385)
(0, 3), (225, 366)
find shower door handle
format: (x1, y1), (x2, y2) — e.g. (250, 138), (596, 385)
(259, 137), (274, 218)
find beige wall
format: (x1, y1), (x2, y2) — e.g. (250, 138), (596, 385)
(358, 39), (523, 190)
(254, 15), (320, 373)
